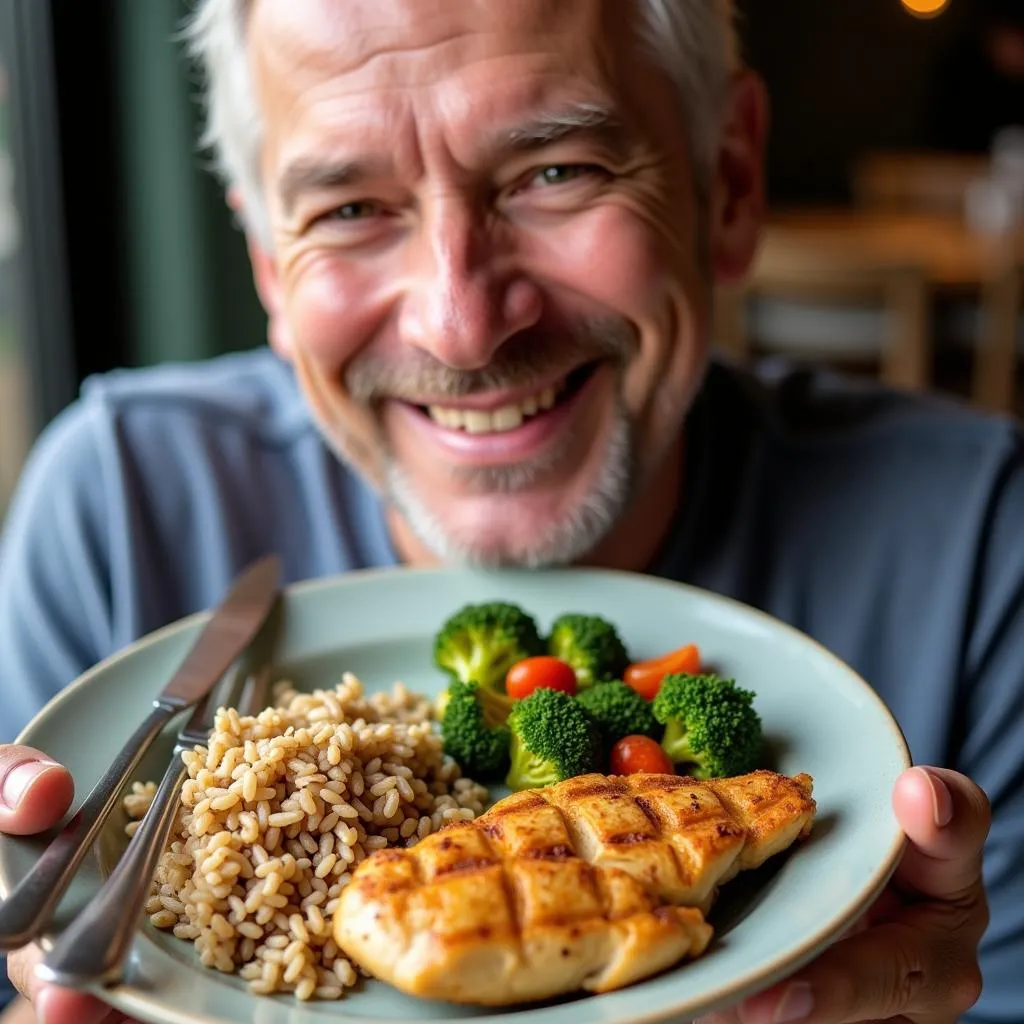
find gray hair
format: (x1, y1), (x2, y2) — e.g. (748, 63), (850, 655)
(185, 0), (739, 246)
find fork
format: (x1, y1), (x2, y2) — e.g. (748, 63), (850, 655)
(37, 664), (274, 989)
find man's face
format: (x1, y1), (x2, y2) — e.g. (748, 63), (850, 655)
(246, 0), (762, 567)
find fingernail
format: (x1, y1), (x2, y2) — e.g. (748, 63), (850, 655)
(773, 981), (814, 1023)
(36, 985), (113, 1024)
(917, 766), (953, 827)
(0, 760), (60, 810)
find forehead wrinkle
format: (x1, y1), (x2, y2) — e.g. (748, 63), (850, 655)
(253, 0), (669, 199)
(277, 75), (622, 202)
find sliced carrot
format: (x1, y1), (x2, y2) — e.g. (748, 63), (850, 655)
(623, 643), (701, 700)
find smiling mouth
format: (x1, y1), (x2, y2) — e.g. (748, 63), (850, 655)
(411, 362), (600, 435)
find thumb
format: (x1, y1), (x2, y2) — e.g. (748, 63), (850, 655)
(35, 985), (122, 1024)
(7, 944), (113, 1024)
(891, 766), (991, 901)
(0, 746), (75, 836)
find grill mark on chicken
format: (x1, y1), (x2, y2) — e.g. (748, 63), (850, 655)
(335, 770), (816, 1005)
(606, 831), (653, 845)
(435, 856), (497, 877)
(560, 778), (623, 800)
(535, 790), (589, 860)
(495, 853), (525, 943)
(633, 795), (661, 830)
(630, 773), (690, 792)
(491, 793), (546, 815)
(522, 844), (573, 860)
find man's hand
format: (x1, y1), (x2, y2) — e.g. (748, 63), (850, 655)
(702, 765), (991, 1024)
(1, 745), (135, 1024)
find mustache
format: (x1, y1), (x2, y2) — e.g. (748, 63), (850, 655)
(343, 316), (635, 402)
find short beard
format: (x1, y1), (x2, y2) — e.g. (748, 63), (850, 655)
(383, 397), (636, 568)
(298, 313), (641, 566)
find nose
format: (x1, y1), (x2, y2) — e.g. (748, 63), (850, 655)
(398, 197), (542, 369)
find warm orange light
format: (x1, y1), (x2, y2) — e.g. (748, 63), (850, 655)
(901, 0), (950, 17)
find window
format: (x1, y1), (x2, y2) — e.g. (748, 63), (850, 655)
(0, 53), (29, 515)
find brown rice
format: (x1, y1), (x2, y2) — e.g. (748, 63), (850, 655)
(124, 672), (489, 1001)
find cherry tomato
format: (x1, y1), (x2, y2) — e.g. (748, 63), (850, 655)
(506, 656), (577, 700)
(610, 735), (675, 776)
(624, 643), (701, 701)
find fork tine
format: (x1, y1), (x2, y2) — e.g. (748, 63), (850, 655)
(238, 665), (274, 718)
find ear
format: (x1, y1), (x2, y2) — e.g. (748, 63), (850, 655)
(709, 70), (769, 286)
(229, 189), (294, 360)
(247, 237), (294, 360)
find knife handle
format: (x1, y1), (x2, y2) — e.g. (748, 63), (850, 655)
(0, 701), (179, 951)
(38, 746), (188, 988)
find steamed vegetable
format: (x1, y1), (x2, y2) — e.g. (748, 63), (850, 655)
(624, 643), (701, 700)
(610, 734), (675, 776)
(506, 688), (602, 791)
(434, 601), (545, 726)
(576, 680), (659, 744)
(547, 613), (630, 689)
(440, 679), (511, 781)
(506, 656), (577, 700)
(652, 673), (762, 779)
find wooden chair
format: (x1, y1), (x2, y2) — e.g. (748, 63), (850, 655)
(853, 153), (1023, 413)
(970, 255), (1023, 414)
(716, 240), (932, 392)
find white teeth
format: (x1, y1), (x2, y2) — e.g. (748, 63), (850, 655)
(463, 410), (493, 435)
(491, 405), (524, 431)
(427, 405), (458, 429)
(425, 380), (566, 433)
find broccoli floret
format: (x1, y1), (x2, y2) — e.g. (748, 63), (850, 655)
(440, 679), (511, 781)
(547, 613), (630, 689)
(506, 687), (602, 791)
(652, 673), (763, 779)
(434, 601), (544, 726)
(576, 681), (659, 745)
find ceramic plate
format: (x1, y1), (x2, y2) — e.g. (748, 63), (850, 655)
(0, 567), (910, 1024)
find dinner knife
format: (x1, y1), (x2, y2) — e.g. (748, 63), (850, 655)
(0, 553), (282, 951)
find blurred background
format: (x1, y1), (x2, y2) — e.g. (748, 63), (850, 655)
(0, 0), (1022, 520)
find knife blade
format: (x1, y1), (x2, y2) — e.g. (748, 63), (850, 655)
(0, 553), (282, 950)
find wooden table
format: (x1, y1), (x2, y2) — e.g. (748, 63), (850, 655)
(755, 209), (1022, 291)
(851, 151), (991, 219)
(739, 209), (1023, 410)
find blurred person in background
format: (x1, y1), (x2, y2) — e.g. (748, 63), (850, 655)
(0, 2), (1020, 1022)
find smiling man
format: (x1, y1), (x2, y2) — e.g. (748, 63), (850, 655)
(241, 0), (739, 573)
(0, 2), (1021, 1023)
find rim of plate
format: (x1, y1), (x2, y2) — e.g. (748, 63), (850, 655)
(4, 565), (913, 1024)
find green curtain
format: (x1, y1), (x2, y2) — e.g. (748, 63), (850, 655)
(115, 0), (267, 367)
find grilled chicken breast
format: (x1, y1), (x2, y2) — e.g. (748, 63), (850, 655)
(335, 770), (815, 1005)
